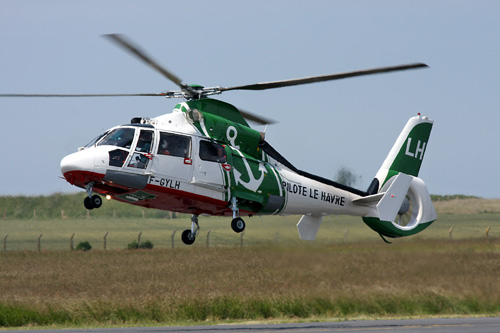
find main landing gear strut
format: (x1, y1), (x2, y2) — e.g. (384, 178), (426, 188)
(230, 197), (245, 233)
(180, 197), (246, 245)
(83, 182), (103, 210)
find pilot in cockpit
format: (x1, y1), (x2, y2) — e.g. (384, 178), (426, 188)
(136, 131), (152, 152)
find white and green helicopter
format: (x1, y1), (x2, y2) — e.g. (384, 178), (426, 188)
(2, 35), (436, 245)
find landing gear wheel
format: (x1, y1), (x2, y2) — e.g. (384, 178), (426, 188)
(84, 197), (94, 210)
(181, 229), (196, 245)
(231, 217), (245, 233)
(91, 195), (102, 209)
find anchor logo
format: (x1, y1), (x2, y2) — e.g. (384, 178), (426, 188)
(226, 126), (240, 149)
(233, 150), (268, 192)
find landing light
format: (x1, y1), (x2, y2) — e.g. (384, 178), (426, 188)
(106, 195), (112, 201)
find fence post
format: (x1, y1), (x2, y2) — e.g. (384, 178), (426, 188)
(486, 226), (491, 240)
(33, 209), (37, 219)
(206, 230), (211, 248)
(171, 230), (176, 249)
(103, 232), (108, 251)
(61, 209), (65, 219)
(138, 231), (142, 249)
(87, 210), (90, 219)
(240, 231), (245, 248)
(3, 234), (7, 253)
(70, 233), (75, 251)
(38, 234), (43, 253)
(449, 227), (454, 240)
(142, 210), (145, 219)
(3, 211), (6, 220)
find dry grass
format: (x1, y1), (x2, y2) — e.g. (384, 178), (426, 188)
(1, 198), (499, 327)
(0, 239), (499, 327)
(434, 198), (500, 215)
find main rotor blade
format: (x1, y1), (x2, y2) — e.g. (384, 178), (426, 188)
(238, 108), (277, 125)
(0, 93), (167, 97)
(103, 34), (183, 87)
(220, 63), (428, 92)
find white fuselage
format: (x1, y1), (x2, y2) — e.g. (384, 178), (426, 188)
(277, 167), (374, 217)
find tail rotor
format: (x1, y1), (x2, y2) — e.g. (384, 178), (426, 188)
(395, 196), (411, 226)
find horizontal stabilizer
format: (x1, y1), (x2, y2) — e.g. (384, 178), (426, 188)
(376, 173), (412, 222)
(352, 192), (384, 206)
(297, 215), (323, 241)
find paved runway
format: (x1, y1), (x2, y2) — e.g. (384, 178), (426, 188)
(12, 317), (500, 332)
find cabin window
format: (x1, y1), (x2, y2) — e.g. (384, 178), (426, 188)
(157, 132), (191, 158)
(98, 128), (135, 149)
(199, 141), (226, 163)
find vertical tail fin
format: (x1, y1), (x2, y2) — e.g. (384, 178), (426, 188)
(361, 114), (436, 239)
(373, 114), (433, 191)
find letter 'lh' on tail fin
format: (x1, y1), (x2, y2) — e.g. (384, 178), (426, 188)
(360, 114), (437, 239)
(374, 114), (433, 189)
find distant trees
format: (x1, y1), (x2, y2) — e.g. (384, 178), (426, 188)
(0, 193), (184, 220)
(335, 166), (360, 187)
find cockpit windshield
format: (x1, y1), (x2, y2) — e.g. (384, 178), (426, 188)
(84, 131), (109, 148)
(97, 128), (135, 149)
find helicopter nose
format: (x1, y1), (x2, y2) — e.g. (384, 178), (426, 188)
(60, 149), (95, 176)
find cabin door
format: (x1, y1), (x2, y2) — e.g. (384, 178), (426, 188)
(192, 139), (228, 192)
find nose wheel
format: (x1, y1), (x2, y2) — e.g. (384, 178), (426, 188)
(83, 182), (103, 210)
(84, 195), (103, 210)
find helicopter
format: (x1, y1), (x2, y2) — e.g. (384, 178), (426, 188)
(1, 34), (437, 245)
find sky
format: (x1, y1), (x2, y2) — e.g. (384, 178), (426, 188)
(1, 0), (499, 198)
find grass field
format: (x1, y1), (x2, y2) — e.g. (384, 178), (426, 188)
(0, 240), (499, 328)
(0, 208), (498, 251)
(0, 197), (499, 328)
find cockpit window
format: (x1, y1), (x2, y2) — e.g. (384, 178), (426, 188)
(84, 131), (109, 148)
(127, 130), (154, 170)
(135, 130), (154, 153)
(157, 132), (191, 158)
(199, 141), (226, 163)
(97, 128), (135, 149)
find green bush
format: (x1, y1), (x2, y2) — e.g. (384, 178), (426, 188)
(75, 241), (92, 251)
(141, 240), (154, 249)
(127, 240), (154, 250)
